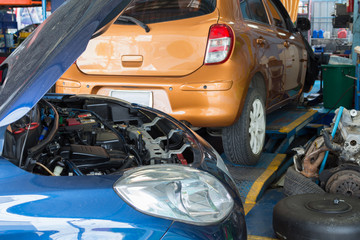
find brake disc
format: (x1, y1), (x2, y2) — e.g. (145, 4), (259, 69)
(325, 170), (360, 198)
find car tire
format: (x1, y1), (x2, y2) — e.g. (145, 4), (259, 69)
(273, 193), (360, 240)
(300, 33), (320, 93)
(283, 166), (325, 196)
(222, 88), (265, 165)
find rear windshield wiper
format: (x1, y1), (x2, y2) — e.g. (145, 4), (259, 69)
(116, 15), (150, 33)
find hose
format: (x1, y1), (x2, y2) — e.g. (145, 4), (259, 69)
(322, 130), (342, 152)
(109, 156), (134, 175)
(128, 146), (142, 166)
(36, 162), (56, 176)
(47, 156), (62, 169)
(319, 106), (344, 174)
(28, 100), (59, 156)
(65, 160), (84, 176)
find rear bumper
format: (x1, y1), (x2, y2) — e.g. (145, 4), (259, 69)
(56, 62), (250, 127)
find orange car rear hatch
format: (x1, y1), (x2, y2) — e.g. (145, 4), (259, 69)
(76, 0), (219, 77)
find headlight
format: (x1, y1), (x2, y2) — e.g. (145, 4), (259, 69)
(113, 164), (234, 225)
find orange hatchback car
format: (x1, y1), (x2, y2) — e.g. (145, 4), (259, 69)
(56, 0), (315, 165)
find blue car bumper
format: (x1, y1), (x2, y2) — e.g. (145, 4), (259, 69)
(0, 158), (246, 239)
(162, 207), (246, 240)
(0, 159), (172, 239)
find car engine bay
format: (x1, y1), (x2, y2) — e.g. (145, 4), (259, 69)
(2, 95), (197, 176)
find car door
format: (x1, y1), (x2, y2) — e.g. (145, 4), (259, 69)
(239, 0), (286, 107)
(265, 0), (307, 98)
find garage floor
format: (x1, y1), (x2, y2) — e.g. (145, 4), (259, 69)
(196, 80), (335, 239)
(224, 153), (285, 239)
(246, 189), (283, 239)
(220, 97), (327, 239)
(226, 153), (286, 214)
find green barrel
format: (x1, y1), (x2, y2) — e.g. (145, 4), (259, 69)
(322, 65), (356, 109)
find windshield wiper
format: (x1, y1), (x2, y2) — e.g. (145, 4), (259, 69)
(116, 16), (150, 33)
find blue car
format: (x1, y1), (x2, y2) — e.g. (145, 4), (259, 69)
(0, 0), (246, 239)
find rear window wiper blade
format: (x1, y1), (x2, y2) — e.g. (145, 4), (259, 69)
(116, 15), (150, 33)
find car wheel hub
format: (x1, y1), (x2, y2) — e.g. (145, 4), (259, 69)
(249, 98), (265, 155)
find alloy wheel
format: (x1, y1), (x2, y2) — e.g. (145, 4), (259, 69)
(248, 99), (265, 155)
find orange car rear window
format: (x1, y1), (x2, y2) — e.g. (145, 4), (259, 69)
(240, 0), (269, 25)
(118, 0), (216, 24)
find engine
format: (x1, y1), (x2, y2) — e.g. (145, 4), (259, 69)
(335, 108), (360, 165)
(292, 107), (360, 198)
(2, 96), (196, 176)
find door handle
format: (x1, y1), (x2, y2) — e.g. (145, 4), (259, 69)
(284, 41), (290, 48)
(256, 37), (266, 46)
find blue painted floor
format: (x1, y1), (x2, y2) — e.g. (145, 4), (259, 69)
(246, 188), (284, 238)
(219, 84), (335, 238)
(223, 153), (282, 203)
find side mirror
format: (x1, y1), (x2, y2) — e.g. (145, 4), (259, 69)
(296, 18), (311, 31)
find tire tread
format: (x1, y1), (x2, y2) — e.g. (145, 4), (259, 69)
(222, 88), (265, 165)
(284, 166), (325, 196)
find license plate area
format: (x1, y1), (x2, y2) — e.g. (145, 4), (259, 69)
(110, 90), (153, 107)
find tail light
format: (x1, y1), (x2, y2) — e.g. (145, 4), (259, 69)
(204, 24), (234, 65)
(0, 64), (8, 86)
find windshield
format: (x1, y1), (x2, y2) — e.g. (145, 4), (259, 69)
(119, 0), (216, 24)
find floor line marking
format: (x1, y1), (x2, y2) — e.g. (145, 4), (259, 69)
(244, 154), (286, 215)
(279, 109), (317, 133)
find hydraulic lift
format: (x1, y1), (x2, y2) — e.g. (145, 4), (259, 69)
(223, 106), (322, 239)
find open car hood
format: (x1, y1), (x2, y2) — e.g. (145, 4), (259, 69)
(0, 0), (131, 127)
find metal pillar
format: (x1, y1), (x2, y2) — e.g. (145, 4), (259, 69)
(42, 0), (46, 21)
(308, 0), (312, 43)
(352, 0), (359, 64)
